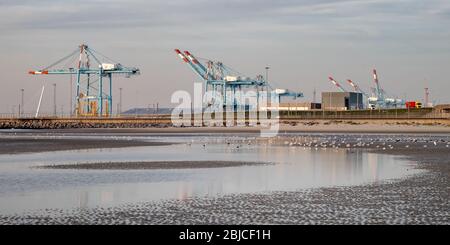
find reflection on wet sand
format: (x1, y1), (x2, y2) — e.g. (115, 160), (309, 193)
(0, 137), (418, 215)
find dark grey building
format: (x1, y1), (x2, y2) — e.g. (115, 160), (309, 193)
(322, 92), (364, 110)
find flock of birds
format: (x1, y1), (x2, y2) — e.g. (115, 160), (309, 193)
(189, 134), (450, 151)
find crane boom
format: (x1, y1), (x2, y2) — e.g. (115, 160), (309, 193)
(183, 51), (214, 80)
(174, 49), (207, 80)
(328, 77), (347, 92)
(372, 69), (383, 100)
(346, 79), (368, 96)
(346, 79), (359, 92)
(29, 68), (139, 75)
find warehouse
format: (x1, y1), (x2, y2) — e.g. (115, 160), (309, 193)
(322, 92), (364, 110)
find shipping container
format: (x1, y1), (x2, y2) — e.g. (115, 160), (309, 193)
(406, 101), (422, 109)
(405, 101), (416, 109)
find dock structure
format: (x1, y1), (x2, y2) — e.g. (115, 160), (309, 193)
(0, 107), (449, 129)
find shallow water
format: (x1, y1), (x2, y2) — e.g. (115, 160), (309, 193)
(0, 135), (420, 215)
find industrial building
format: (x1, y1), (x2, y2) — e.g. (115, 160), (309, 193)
(322, 92), (364, 111)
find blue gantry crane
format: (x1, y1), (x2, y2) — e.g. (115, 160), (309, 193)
(174, 49), (303, 110)
(370, 69), (405, 108)
(29, 44), (140, 117)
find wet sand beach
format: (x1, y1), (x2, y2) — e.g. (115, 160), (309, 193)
(0, 138), (172, 155)
(0, 130), (449, 225)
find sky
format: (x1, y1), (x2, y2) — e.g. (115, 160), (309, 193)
(0, 0), (449, 114)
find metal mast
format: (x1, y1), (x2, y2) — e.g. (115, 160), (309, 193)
(53, 83), (57, 116)
(20, 89), (24, 117)
(372, 69), (384, 101)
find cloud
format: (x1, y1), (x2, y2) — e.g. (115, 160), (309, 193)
(0, 0), (449, 107)
(0, 0), (447, 49)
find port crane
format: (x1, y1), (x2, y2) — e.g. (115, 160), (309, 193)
(175, 49), (303, 110)
(29, 44), (140, 117)
(372, 69), (384, 102)
(370, 69), (404, 108)
(328, 69), (405, 109)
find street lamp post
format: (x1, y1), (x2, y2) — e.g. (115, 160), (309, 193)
(53, 83), (57, 116)
(69, 68), (74, 116)
(119, 88), (123, 116)
(20, 89), (24, 117)
(264, 66), (270, 118)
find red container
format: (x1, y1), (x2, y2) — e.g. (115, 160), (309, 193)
(405, 101), (416, 109)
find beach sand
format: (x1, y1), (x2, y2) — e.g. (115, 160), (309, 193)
(0, 137), (172, 155)
(0, 130), (449, 224)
